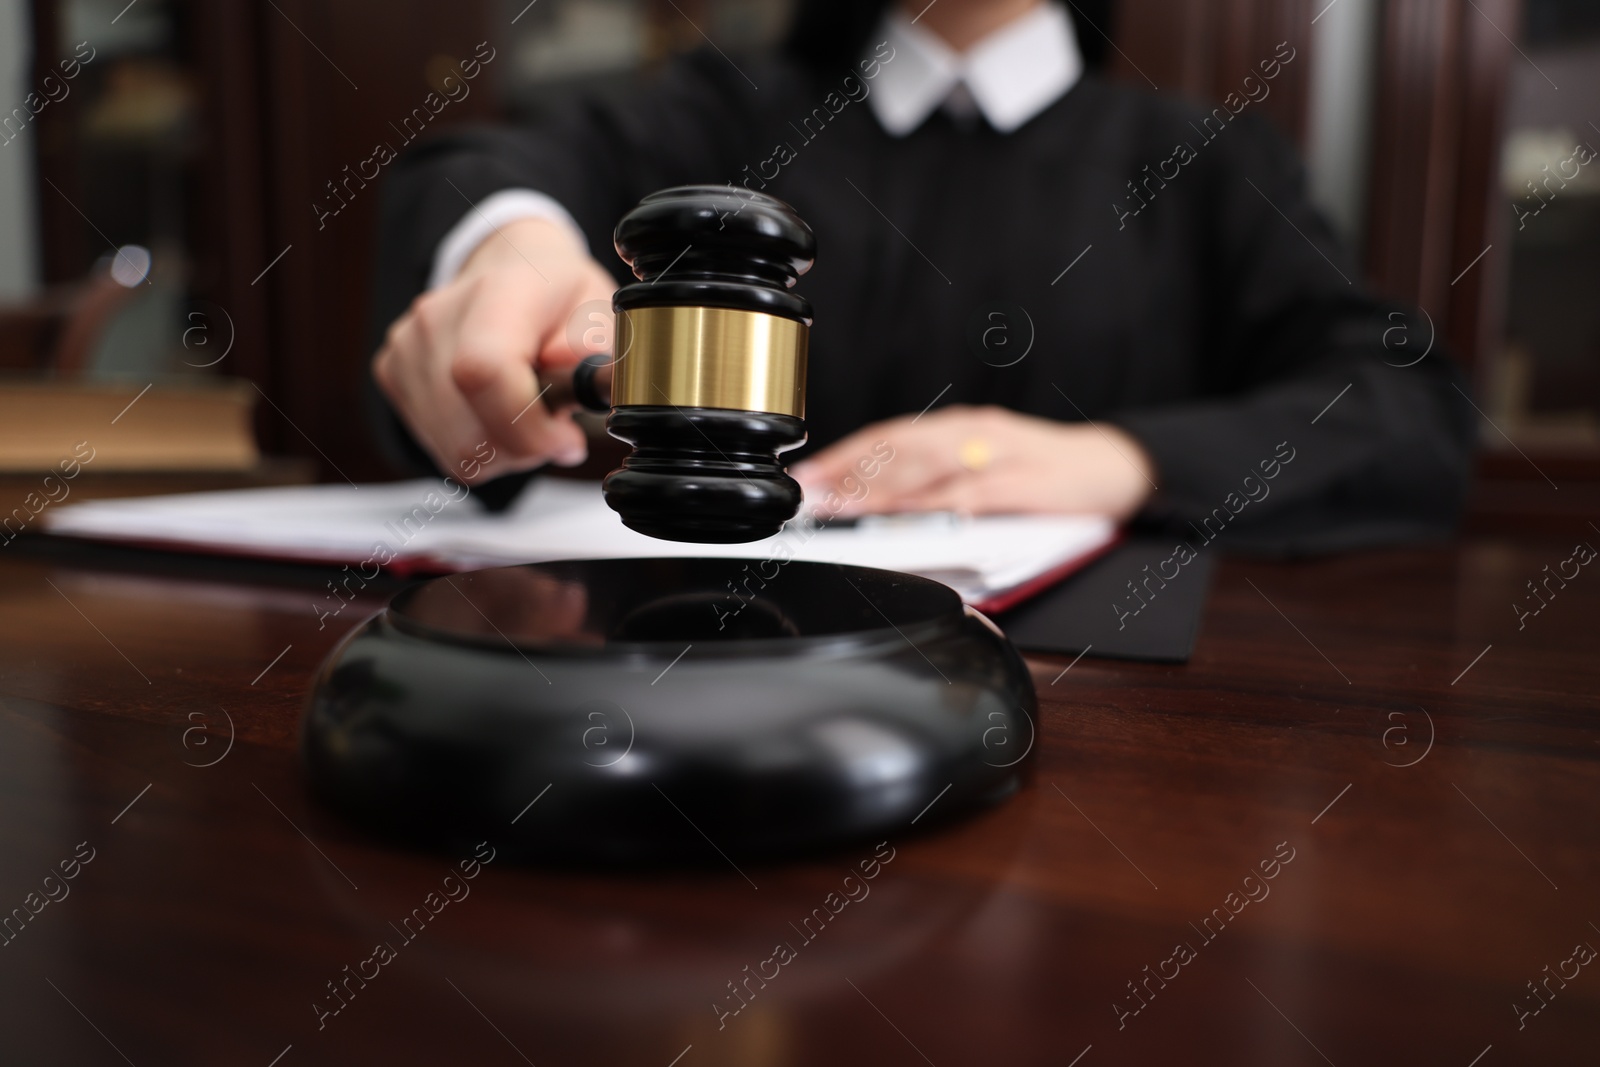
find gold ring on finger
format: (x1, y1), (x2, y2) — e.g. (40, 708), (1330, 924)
(957, 437), (994, 473)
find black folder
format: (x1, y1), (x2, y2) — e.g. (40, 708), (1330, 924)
(993, 538), (1215, 663)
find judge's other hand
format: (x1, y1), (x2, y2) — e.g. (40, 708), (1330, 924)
(789, 405), (1157, 522)
(373, 217), (616, 484)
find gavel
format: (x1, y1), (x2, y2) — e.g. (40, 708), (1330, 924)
(309, 189), (1038, 860)
(540, 185), (816, 544)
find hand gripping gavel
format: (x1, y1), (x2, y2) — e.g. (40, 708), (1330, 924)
(541, 185), (816, 544)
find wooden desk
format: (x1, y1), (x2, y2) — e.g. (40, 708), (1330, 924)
(1, 537), (1596, 1064)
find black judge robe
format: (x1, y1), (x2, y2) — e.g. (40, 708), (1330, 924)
(367, 46), (1475, 556)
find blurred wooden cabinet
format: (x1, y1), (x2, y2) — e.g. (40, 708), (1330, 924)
(1363, 0), (1600, 528)
(1111, 0), (1313, 148)
(1114, 0), (1600, 529)
(29, 0), (497, 480)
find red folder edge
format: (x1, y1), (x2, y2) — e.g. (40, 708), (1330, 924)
(969, 530), (1126, 616)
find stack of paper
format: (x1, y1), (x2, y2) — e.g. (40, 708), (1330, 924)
(42, 478), (1118, 613)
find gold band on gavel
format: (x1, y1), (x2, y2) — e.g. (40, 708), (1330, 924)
(612, 306), (808, 418)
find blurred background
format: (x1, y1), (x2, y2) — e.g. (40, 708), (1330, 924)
(0, 0), (1596, 529)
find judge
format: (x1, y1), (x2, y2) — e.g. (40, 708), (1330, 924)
(369, 0), (1474, 553)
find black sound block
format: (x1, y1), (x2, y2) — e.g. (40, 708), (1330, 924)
(302, 558), (1037, 863)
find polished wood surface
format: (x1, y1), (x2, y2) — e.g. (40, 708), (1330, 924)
(1, 535), (1596, 1064)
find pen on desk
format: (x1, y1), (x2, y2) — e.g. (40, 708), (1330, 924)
(799, 510), (966, 531)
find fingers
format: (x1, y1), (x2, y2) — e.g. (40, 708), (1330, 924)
(894, 471), (1032, 516)
(794, 407), (999, 515)
(538, 263), (617, 373)
(788, 407), (1145, 518)
(373, 243), (617, 484)
(894, 430), (1157, 519)
(532, 266), (618, 426)
(792, 427), (891, 487)
(790, 427), (908, 516)
(451, 274), (586, 467)
(375, 309), (496, 478)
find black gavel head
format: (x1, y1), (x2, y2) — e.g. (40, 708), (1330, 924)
(601, 185), (816, 544)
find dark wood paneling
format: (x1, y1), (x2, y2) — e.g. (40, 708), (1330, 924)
(1449, 0), (1519, 377)
(187, 0), (276, 433)
(1365, 0), (1465, 317)
(1110, 0), (1313, 146)
(1363, 0), (1600, 494)
(258, 1), (497, 481)
(26, 0), (85, 285)
(1364, 0), (1519, 370)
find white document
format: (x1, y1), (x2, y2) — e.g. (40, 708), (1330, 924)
(43, 478), (1117, 611)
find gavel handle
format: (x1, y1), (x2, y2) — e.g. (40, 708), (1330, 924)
(540, 353), (614, 414)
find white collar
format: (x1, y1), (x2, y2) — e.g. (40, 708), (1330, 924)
(867, 2), (1083, 137)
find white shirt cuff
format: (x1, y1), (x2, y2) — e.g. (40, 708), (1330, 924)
(427, 189), (589, 289)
